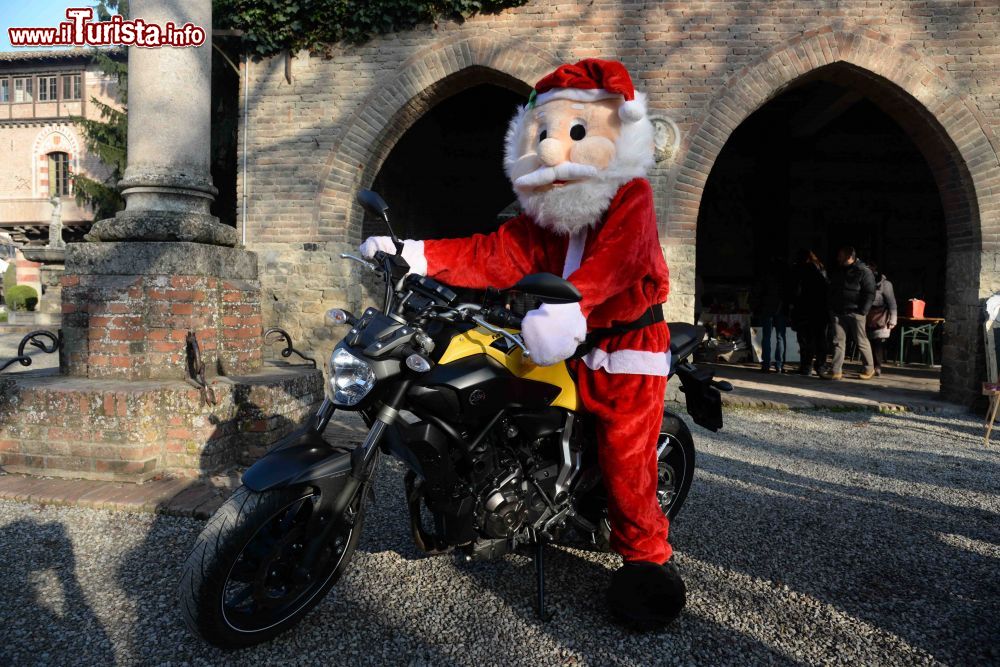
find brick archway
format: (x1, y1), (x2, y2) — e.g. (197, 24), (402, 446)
(668, 25), (1000, 404)
(314, 32), (562, 243)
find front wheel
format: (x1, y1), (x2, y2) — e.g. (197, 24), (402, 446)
(178, 484), (364, 648)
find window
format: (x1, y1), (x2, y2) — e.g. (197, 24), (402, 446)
(48, 152), (70, 197)
(0, 79), (8, 103)
(38, 76), (58, 102)
(63, 74), (81, 100)
(13, 77), (32, 103)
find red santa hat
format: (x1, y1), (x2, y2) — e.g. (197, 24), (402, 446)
(530, 58), (646, 123)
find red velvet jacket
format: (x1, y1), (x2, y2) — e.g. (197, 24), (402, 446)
(422, 179), (671, 373)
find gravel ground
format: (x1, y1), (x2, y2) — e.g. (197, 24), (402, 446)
(1, 408), (997, 666)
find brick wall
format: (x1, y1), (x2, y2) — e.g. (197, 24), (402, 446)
(60, 242), (265, 381)
(239, 0), (1000, 404)
(0, 367), (323, 481)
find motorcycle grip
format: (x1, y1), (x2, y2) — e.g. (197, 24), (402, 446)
(484, 305), (523, 329)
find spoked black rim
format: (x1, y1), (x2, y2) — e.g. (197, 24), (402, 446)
(657, 433), (687, 517)
(599, 433), (689, 536)
(221, 493), (356, 633)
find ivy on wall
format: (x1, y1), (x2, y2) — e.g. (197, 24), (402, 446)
(214, 0), (529, 57)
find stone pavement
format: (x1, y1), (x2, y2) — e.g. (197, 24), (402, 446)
(0, 473), (227, 519)
(707, 361), (962, 413)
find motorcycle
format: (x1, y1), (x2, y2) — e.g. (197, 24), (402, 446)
(179, 190), (731, 648)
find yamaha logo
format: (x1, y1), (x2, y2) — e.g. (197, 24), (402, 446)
(469, 389), (486, 405)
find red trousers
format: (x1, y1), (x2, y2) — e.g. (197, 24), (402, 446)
(572, 363), (672, 564)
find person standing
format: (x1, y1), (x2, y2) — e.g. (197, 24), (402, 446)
(824, 246), (876, 380)
(753, 255), (790, 373)
(865, 261), (897, 376)
(789, 249), (829, 376)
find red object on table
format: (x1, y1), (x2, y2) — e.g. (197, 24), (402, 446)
(905, 299), (926, 319)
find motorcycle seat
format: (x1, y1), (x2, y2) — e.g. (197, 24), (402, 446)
(667, 322), (705, 362)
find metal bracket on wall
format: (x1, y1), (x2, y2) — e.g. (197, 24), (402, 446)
(0, 329), (62, 373)
(263, 327), (317, 368)
(185, 331), (218, 405)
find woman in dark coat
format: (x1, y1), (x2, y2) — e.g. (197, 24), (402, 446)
(865, 262), (897, 376)
(789, 249), (830, 376)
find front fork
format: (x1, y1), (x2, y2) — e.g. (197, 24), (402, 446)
(300, 384), (410, 568)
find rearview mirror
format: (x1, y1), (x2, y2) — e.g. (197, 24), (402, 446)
(357, 190), (390, 221)
(512, 273), (582, 304)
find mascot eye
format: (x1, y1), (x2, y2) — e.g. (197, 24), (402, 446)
(539, 129), (548, 142)
(570, 124), (587, 141)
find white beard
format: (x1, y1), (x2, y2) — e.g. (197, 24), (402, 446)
(516, 175), (623, 236)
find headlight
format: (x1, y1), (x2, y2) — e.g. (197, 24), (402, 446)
(330, 347), (376, 406)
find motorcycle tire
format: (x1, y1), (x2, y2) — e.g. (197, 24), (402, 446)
(592, 419), (696, 553)
(179, 484), (364, 648)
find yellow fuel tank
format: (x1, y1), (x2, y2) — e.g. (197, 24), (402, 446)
(437, 326), (578, 411)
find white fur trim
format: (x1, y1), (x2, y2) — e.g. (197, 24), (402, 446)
(535, 87), (624, 107)
(401, 239), (427, 276)
(582, 348), (672, 376)
(504, 105), (529, 181)
(619, 98), (645, 123)
(359, 235), (396, 259)
(609, 94), (655, 178)
(562, 228), (588, 278)
(522, 302), (587, 366)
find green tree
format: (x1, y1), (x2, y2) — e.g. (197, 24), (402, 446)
(214, 0), (528, 57)
(72, 1), (128, 222)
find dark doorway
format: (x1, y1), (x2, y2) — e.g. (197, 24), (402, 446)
(369, 84), (523, 241)
(696, 79), (947, 319)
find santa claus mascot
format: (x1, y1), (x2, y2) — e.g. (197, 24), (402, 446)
(361, 59), (685, 628)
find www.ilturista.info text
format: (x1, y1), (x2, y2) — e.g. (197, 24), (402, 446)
(8, 8), (206, 48)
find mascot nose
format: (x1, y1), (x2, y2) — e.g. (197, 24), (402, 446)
(538, 138), (568, 167)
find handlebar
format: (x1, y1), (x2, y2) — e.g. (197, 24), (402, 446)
(482, 304), (523, 330)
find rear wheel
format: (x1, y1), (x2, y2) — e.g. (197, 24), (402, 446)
(179, 485), (364, 648)
(592, 421), (696, 552)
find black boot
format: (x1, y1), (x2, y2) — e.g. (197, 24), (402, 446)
(607, 560), (686, 630)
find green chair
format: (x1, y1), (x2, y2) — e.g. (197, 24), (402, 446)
(899, 322), (936, 365)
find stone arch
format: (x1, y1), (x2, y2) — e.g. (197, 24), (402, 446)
(668, 25), (1000, 404)
(314, 32), (563, 243)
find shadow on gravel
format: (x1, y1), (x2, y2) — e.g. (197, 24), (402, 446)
(0, 518), (114, 665)
(711, 415), (1000, 493)
(686, 435), (1000, 665)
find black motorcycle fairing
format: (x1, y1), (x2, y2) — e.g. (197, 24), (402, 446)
(508, 408), (565, 442)
(382, 419), (458, 495)
(242, 428), (354, 493)
(413, 355), (561, 423)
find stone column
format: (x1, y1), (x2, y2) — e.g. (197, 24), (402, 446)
(88, 0), (234, 247)
(62, 0), (260, 380)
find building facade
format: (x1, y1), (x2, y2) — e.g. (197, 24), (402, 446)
(237, 1), (1000, 405)
(0, 49), (120, 246)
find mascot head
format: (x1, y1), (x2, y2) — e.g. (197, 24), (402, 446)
(504, 59), (655, 235)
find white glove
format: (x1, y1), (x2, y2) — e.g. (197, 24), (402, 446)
(358, 237), (427, 276)
(521, 302), (587, 366)
(359, 236), (396, 258)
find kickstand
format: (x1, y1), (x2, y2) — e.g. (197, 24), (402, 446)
(534, 538), (555, 622)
